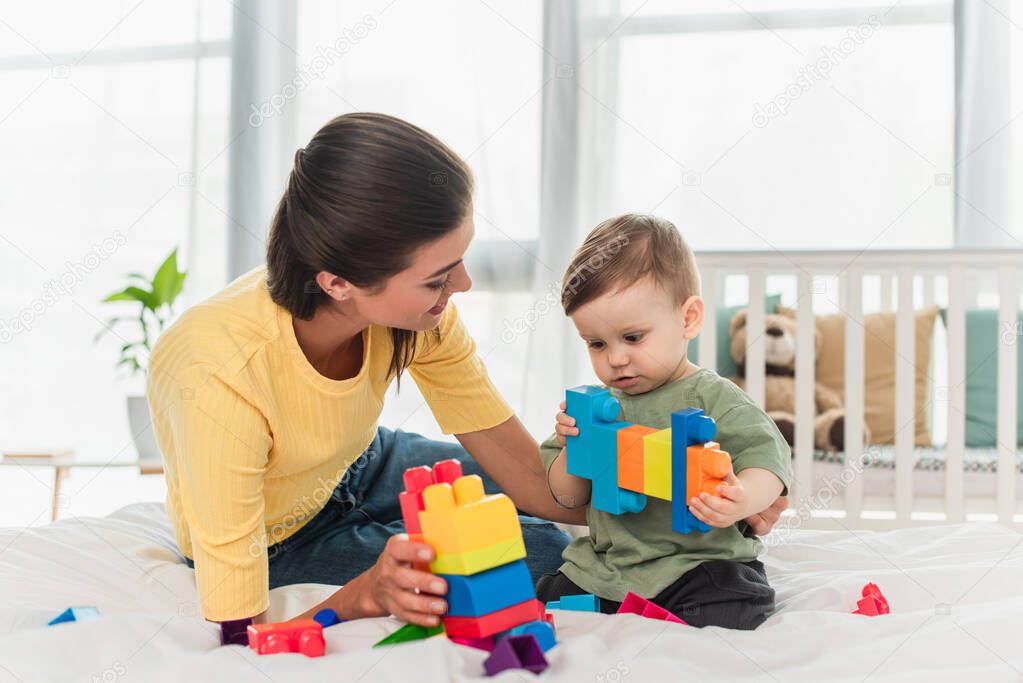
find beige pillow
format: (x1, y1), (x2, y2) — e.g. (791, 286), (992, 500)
(778, 305), (939, 446)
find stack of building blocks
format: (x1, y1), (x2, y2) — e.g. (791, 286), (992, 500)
(392, 459), (557, 672)
(617, 592), (687, 625)
(852, 582), (890, 616)
(565, 386), (733, 534)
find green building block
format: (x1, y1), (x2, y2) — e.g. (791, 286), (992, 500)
(373, 622), (444, 648)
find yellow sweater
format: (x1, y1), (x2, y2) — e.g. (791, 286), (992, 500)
(147, 267), (513, 620)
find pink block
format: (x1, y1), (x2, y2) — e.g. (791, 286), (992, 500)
(617, 592), (687, 625)
(449, 635), (497, 651)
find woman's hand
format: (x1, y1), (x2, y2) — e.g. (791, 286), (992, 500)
(356, 534), (449, 627)
(555, 400), (578, 447)
(743, 495), (788, 536)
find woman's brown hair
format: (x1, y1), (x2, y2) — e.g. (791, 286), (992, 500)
(266, 112), (473, 386)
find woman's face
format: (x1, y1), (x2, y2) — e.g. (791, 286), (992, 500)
(346, 214), (475, 331)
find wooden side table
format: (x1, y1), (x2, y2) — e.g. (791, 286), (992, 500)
(0, 451), (165, 521)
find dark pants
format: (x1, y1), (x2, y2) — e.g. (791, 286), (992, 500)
(186, 427), (571, 587)
(536, 559), (775, 630)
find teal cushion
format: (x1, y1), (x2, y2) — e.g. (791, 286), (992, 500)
(690, 294), (782, 378)
(939, 308), (1023, 447)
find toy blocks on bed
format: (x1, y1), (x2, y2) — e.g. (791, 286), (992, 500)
(247, 619), (325, 657)
(617, 592), (687, 624)
(565, 386), (732, 534)
(501, 619), (557, 652)
(47, 605), (100, 626)
(373, 622), (445, 648)
(484, 633), (549, 676)
(852, 582), (890, 616)
(545, 593), (600, 612)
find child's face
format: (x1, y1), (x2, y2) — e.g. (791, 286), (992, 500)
(569, 277), (703, 395)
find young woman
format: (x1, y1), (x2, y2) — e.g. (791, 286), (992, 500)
(147, 113), (786, 641)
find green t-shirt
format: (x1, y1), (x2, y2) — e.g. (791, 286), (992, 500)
(539, 368), (792, 602)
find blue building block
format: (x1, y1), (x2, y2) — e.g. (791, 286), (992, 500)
(567, 386), (647, 515)
(670, 408), (717, 534)
(313, 608), (344, 628)
(545, 593), (600, 612)
(565, 385), (621, 478)
(47, 606), (100, 626)
(439, 559), (534, 617)
(500, 619), (557, 652)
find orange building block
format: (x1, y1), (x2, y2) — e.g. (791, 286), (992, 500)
(685, 441), (732, 501)
(617, 425), (656, 494)
(418, 475), (523, 556)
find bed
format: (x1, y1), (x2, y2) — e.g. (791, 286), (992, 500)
(2, 502), (1021, 682)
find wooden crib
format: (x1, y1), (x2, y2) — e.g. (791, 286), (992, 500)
(696, 249), (1023, 530)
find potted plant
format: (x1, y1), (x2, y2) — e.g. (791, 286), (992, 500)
(97, 248), (187, 463)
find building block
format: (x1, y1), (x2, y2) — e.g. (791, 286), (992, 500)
(852, 582), (890, 616)
(617, 592), (687, 625)
(686, 441), (733, 501)
(565, 385), (622, 478)
(565, 386), (647, 514)
(483, 634), (549, 676)
(443, 599), (544, 639)
(618, 424), (656, 493)
(440, 559), (533, 617)
(399, 459), (464, 534)
(431, 535), (526, 575)
(47, 606), (100, 626)
(545, 593), (600, 612)
(643, 428), (672, 500)
(500, 619), (557, 652)
(312, 608), (344, 628)
(373, 622), (445, 647)
(670, 408), (717, 534)
(418, 475), (523, 556)
(449, 635), (497, 651)
(247, 619), (325, 657)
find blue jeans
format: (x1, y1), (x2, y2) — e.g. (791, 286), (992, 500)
(191, 427), (570, 588)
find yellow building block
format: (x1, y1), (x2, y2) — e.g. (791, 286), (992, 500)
(430, 535), (527, 575)
(418, 475), (523, 555)
(618, 424), (656, 494)
(643, 428), (672, 500)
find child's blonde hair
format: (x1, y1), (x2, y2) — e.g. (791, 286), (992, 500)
(561, 214), (700, 315)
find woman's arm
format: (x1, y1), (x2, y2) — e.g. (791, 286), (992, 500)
(455, 415), (587, 525)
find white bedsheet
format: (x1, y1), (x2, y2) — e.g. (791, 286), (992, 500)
(1, 503), (1022, 682)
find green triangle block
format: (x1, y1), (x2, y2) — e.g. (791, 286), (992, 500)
(373, 622), (444, 648)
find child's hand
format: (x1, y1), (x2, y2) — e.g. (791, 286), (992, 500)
(554, 401), (578, 447)
(688, 472), (747, 528)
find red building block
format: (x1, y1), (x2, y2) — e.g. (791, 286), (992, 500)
(852, 582), (890, 616)
(247, 619), (325, 657)
(399, 460), (464, 534)
(616, 592), (687, 625)
(443, 599), (544, 639)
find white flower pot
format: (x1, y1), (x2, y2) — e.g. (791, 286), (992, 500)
(126, 395), (162, 463)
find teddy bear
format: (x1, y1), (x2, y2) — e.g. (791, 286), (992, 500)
(727, 309), (870, 451)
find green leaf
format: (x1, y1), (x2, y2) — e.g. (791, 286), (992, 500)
(103, 286), (156, 310)
(151, 248), (180, 308)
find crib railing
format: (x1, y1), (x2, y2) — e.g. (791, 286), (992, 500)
(696, 249), (1023, 530)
